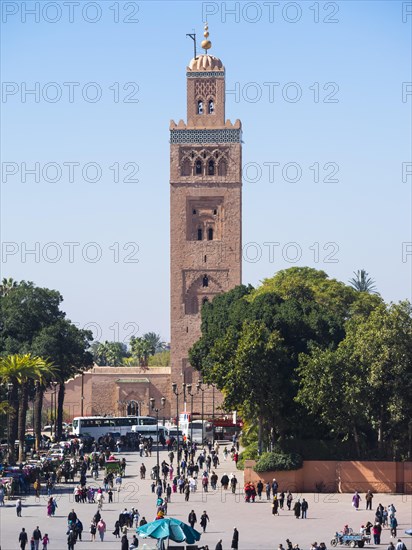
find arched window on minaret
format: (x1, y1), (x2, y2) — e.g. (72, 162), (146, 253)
(208, 99), (214, 114)
(208, 160), (215, 176)
(181, 158), (191, 176)
(218, 159), (227, 176)
(208, 228), (213, 241)
(197, 100), (204, 115)
(197, 228), (203, 241)
(202, 275), (209, 287)
(195, 160), (203, 175)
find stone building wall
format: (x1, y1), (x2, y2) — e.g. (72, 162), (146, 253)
(44, 366), (223, 422)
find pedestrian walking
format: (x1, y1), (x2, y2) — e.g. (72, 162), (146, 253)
(256, 480), (263, 500)
(231, 528), (239, 550)
(301, 498), (308, 519)
(90, 521), (97, 542)
(352, 491), (361, 511)
(97, 518), (106, 541)
(286, 491), (293, 510)
(200, 511), (210, 533)
(188, 510), (197, 529)
(67, 529), (76, 550)
(365, 490), (373, 510)
(32, 527), (42, 550)
(293, 500), (301, 519)
(16, 497), (22, 516)
(121, 534), (129, 550)
(19, 528), (28, 550)
(42, 534), (49, 550)
(215, 540), (223, 550)
(390, 516), (398, 537)
(272, 496), (279, 516)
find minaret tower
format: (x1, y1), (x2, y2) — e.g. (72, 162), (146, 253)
(170, 26), (242, 403)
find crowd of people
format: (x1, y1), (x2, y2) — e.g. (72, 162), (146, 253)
(5, 431), (409, 550)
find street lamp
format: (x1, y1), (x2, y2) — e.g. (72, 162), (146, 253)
(53, 382), (58, 439)
(186, 384), (194, 443)
(196, 380), (205, 444)
(7, 382), (13, 462)
(150, 396), (166, 483)
(172, 382), (185, 476)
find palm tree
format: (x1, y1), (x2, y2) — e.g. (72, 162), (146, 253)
(349, 269), (378, 294)
(143, 332), (165, 355)
(130, 337), (152, 367)
(0, 277), (18, 296)
(0, 354), (55, 462)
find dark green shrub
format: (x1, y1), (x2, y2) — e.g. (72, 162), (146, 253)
(237, 441), (259, 470)
(253, 451), (302, 472)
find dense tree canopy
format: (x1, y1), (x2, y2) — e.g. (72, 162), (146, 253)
(0, 280), (93, 452)
(189, 267), (412, 459)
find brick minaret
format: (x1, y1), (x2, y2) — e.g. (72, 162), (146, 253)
(170, 33), (242, 414)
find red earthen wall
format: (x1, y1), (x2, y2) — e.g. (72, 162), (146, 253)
(244, 460), (412, 494)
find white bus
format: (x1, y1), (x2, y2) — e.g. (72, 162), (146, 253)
(72, 416), (157, 439)
(131, 424), (168, 443)
(180, 420), (214, 444)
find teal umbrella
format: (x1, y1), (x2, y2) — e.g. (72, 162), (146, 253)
(137, 518), (201, 545)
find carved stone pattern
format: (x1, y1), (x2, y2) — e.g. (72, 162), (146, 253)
(179, 147), (229, 162)
(195, 79), (216, 99)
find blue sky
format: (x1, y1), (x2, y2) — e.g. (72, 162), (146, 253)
(1, 1), (411, 343)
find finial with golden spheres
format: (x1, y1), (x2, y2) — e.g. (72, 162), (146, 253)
(201, 23), (212, 52)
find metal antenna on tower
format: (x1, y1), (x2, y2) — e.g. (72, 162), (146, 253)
(186, 30), (197, 59)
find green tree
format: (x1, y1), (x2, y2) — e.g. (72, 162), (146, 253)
(143, 332), (166, 354)
(0, 277), (18, 297)
(31, 319), (93, 441)
(91, 341), (128, 366)
(190, 268), (360, 452)
(0, 354), (55, 462)
(148, 350), (170, 367)
(349, 269), (378, 294)
(0, 281), (93, 445)
(130, 336), (152, 367)
(297, 299), (412, 459)
(345, 301), (412, 457)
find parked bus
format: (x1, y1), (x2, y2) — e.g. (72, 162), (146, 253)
(213, 418), (242, 442)
(130, 424), (167, 443)
(183, 420), (214, 444)
(72, 416), (157, 439)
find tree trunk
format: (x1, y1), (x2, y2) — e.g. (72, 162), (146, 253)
(352, 422), (361, 459)
(378, 405), (384, 454)
(56, 383), (65, 440)
(258, 415), (263, 456)
(18, 382), (29, 462)
(7, 382), (19, 464)
(33, 384), (44, 451)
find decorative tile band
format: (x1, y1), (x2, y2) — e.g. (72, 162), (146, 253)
(186, 71), (225, 78)
(170, 129), (241, 144)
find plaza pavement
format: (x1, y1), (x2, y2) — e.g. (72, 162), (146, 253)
(0, 448), (411, 550)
